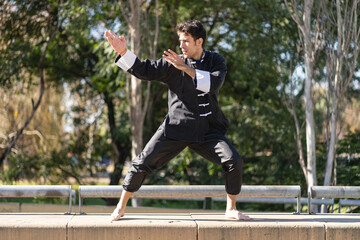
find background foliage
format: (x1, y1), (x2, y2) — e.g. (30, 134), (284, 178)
(0, 0), (359, 211)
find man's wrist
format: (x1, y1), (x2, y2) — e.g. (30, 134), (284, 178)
(184, 65), (196, 79)
(118, 48), (127, 56)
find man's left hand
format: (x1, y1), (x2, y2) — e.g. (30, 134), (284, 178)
(163, 49), (195, 79)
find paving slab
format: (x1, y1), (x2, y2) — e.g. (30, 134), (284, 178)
(68, 213), (197, 240)
(0, 213), (74, 240)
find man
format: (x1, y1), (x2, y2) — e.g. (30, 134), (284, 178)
(104, 20), (250, 221)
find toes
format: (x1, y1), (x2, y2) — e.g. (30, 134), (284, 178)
(111, 214), (121, 221)
(110, 209), (123, 221)
(239, 213), (251, 221)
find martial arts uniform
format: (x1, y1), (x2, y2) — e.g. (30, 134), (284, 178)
(115, 49), (243, 195)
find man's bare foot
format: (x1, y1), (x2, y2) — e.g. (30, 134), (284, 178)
(110, 207), (125, 221)
(225, 210), (251, 220)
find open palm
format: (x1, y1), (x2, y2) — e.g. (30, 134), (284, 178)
(104, 30), (127, 55)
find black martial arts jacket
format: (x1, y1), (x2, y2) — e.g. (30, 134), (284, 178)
(115, 49), (229, 142)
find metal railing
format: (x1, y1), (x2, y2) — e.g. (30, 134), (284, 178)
(338, 199), (360, 213)
(3, 184), (360, 215)
(78, 185), (301, 214)
(308, 186), (360, 214)
(0, 185), (73, 214)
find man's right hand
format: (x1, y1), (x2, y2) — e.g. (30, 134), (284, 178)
(104, 30), (127, 56)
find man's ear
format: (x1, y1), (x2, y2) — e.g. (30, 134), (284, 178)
(196, 38), (203, 47)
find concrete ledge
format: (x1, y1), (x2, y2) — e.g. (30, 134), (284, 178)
(0, 212), (359, 240)
(193, 213), (325, 240)
(319, 215), (360, 240)
(326, 222), (360, 240)
(0, 214), (74, 240)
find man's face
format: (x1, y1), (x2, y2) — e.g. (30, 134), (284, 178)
(178, 32), (203, 60)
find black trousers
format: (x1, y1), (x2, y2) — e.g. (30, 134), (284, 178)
(123, 124), (243, 195)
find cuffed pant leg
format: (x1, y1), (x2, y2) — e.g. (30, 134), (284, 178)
(123, 125), (188, 192)
(189, 134), (243, 195)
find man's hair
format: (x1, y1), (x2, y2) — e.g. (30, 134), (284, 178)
(177, 20), (206, 47)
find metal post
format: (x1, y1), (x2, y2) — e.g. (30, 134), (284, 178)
(295, 194), (301, 214)
(308, 187), (312, 214)
(79, 196), (83, 215)
(71, 190), (76, 205)
(66, 188), (72, 215)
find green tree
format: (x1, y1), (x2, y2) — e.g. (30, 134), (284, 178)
(0, 0), (66, 163)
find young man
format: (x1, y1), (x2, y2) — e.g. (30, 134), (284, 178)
(104, 20), (250, 221)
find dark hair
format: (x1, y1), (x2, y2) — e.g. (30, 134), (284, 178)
(177, 20), (206, 47)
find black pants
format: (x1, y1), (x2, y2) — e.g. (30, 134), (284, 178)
(123, 124), (243, 195)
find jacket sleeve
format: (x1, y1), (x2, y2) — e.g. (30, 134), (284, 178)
(115, 50), (173, 83)
(195, 53), (227, 94)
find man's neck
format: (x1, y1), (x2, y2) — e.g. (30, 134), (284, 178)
(192, 49), (204, 61)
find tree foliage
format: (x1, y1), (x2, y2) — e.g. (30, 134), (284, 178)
(0, 0), (359, 212)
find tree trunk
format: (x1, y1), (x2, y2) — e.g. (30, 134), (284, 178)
(285, 1), (320, 200)
(321, 0), (344, 213)
(129, 0), (142, 208)
(303, 0), (318, 213)
(324, 61), (340, 187)
(126, 0), (143, 160)
(293, 106), (308, 185)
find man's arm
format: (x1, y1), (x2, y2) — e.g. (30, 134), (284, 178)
(163, 49), (195, 79)
(105, 29), (193, 78)
(204, 54), (227, 94)
(104, 30), (172, 83)
(164, 50), (227, 94)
